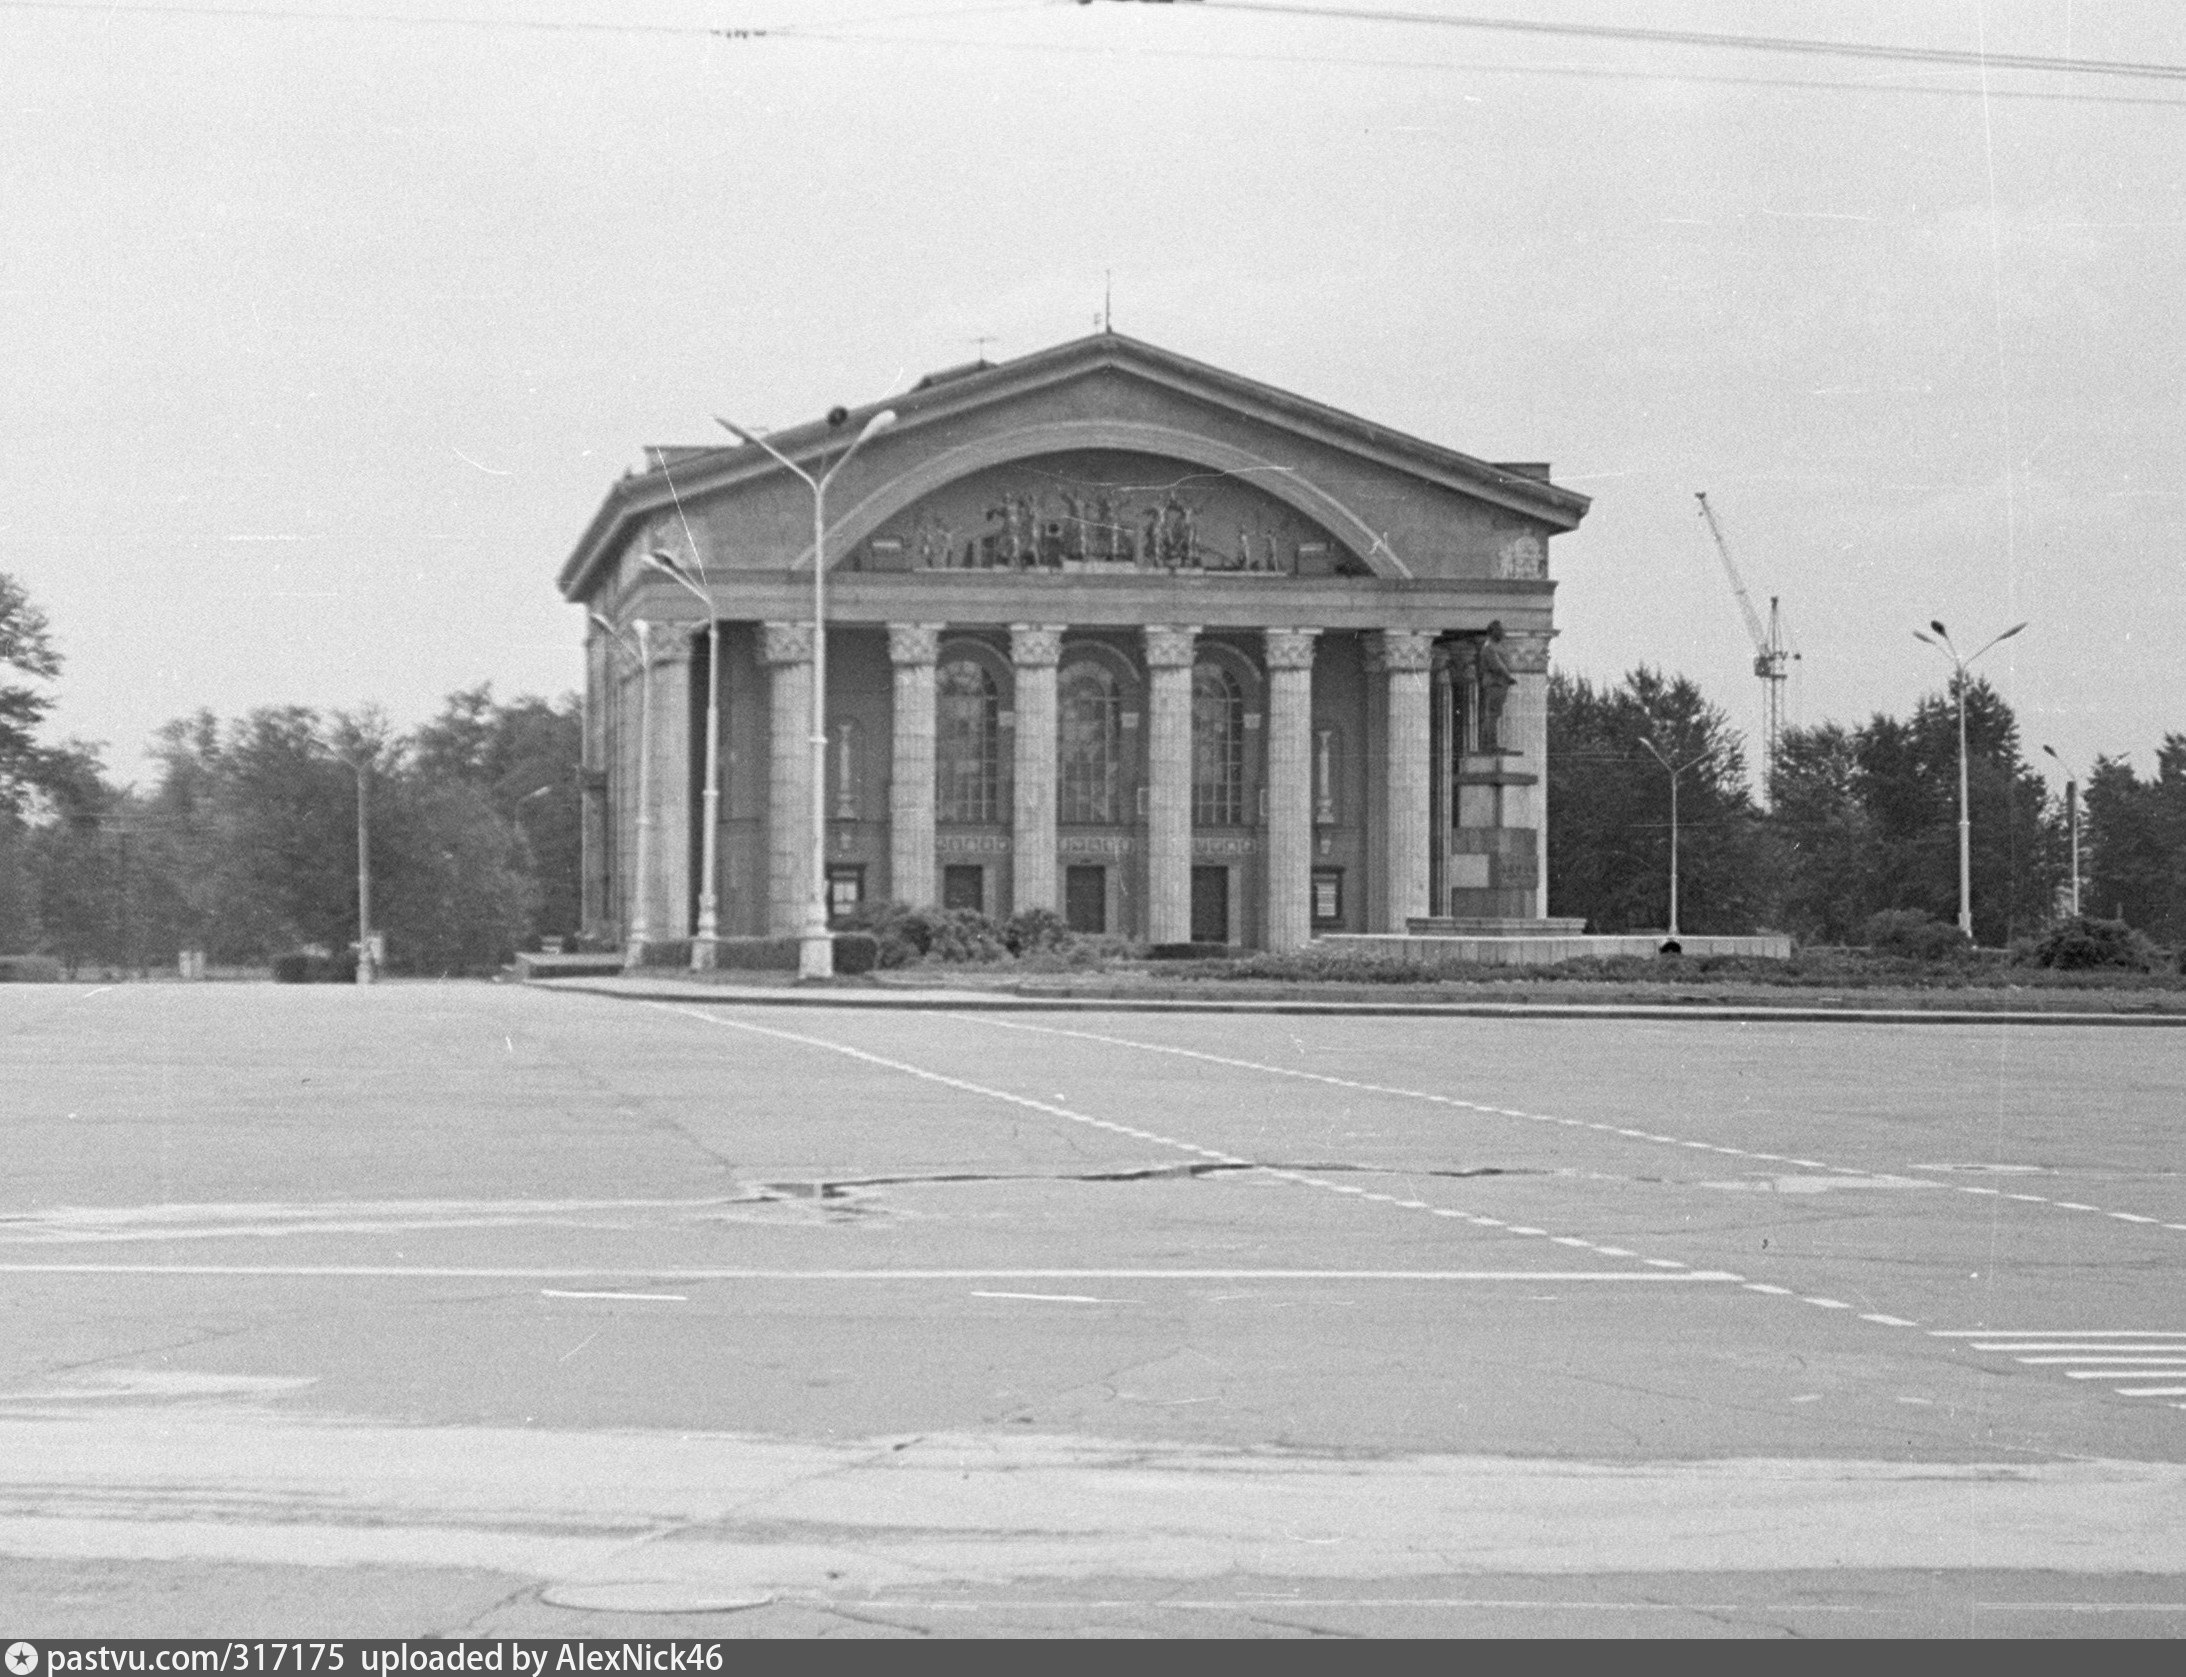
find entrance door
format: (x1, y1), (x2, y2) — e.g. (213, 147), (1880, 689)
(1065, 865), (1107, 934)
(1190, 865), (1229, 945)
(942, 864), (985, 913)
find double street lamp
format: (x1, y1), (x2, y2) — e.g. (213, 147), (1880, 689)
(2041, 743), (2082, 919)
(714, 406), (897, 980)
(1639, 736), (1708, 941)
(1913, 617), (2027, 939)
(645, 548), (723, 969)
(590, 612), (653, 967)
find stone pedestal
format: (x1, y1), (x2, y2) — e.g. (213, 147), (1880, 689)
(1262, 628), (1318, 953)
(888, 623), (943, 908)
(1144, 624), (1198, 943)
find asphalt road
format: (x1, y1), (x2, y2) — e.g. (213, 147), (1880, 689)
(3, 981), (2182, 1638)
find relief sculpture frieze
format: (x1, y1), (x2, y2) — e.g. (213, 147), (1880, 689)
(853, 450), (1368, 579)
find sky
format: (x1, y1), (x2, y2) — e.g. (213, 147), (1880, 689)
(5, 0), (2181, 793)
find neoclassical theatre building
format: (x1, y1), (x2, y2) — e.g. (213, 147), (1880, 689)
(560, 334), (1590, 956)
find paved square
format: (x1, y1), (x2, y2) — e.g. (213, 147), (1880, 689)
(3, 983), (2182, 1636)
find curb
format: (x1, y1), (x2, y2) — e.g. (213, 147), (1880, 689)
(531, 979), (2186, 1028)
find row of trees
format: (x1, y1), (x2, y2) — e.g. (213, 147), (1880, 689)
(6, 566), (2182, 968)
(1545, 667), (2119, 948)
(3, 573), (581, 974)
(2, 693), (582, 977)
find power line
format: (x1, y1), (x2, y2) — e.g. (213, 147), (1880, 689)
(1195, 2), (2186, 85)
(0, 0), (1038, 41)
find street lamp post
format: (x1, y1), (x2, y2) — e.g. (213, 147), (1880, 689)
(591, 612), (653, 968)
(645, 550), (723, 969)
(714, 407), (897, 980)
(2041, 743), (2081, 919)
(1913, 618), (2027, 939)
(1639, 736), (1707, 940)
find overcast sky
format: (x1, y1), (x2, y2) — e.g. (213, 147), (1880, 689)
(6, 0), (2180, 789)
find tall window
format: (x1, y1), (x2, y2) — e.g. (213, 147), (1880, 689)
(1058, 661), (1124, 824)
(937, 658), (1000, 823)
(1192, 662), (1246, 826)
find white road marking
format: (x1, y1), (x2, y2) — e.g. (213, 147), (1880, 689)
(1861, 1315), (1920, 1328)
(540, 1289), (686, 1303)
(0, 1264), (1744, 1283)
(1931, 1330), (2186, 1338)
(971, 1291), (1112, 1303)
(2064, 1368), (2186, 1379)
(2116, 1387), (2186, 1397)
(960, 1016), (2182, 1248)
(2021, 1357), (2186, 1367)
(656, 1004), (1702, 1278)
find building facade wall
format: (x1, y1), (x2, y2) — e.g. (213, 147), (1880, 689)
(569, 340), (1584, 955)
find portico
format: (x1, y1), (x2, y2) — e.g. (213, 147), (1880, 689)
(561, 334), (1587, 957)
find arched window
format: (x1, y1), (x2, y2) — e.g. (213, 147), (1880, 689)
(937, 658), (1001, 823)
(1058, 661), (1124, 824)
(1192, 662), (1246, 826)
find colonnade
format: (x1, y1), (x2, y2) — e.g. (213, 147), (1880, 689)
(739, 621), (1437, 951)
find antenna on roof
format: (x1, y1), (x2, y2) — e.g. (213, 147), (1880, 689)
(1104, 269), (1113, 333)
(969, 334), (997, 364)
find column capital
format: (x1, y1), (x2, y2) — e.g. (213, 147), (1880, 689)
(1503, 628), (1554, 675)
(1262, 627), (1320, 672)
(760, 621), (814, 666)
(888, 622), (946, 666)
(1364, 629), (1434, 674)
(1143, 624), (1200, 669)
(654, 629), (696, 667)
(1009, 623), (1068, 668)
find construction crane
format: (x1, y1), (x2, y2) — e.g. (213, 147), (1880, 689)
(1694, 492), (1799, 801)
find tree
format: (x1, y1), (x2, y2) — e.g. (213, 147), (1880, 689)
(2082, 737), (2186, 945)
(0, 571), (63, 816)
(1548, 667), (1773, 933)
(1768, 676), (2061, 946)
(412, 683), (582, 942)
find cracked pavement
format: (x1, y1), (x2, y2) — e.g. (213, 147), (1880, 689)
(2, 982), (2182, 1637)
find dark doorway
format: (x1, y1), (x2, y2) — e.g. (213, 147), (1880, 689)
(1190, 865), (1229, 945)
(942, 864), (985, 914)
(1065, 865), (1107, 934)
(825, 864), (865, 925)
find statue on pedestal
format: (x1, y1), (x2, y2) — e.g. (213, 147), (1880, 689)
(1477, 620), (1518, 753)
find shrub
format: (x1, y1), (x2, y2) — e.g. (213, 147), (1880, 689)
(837, 900), (930, 968)
(2018, 916), (2173, 974)
(0, 954), (64, 982)
(270, 950), (358, 983)
(831, 931), (880, 975)
(710, 937), (799, 971)
(1148, 940), (1233, 961)
(1002, 906), (1072, 957)
(920, 907), (1010, 963)
(1856, 908), (1971, 962)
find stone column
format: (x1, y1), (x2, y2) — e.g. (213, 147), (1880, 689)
(1262, 628), (1319, 953)
(580, 625), (610, 941)
(1505, 628), (1554, 918)
(645, 631), (694, 941)
(887, 623), (944, 909)
(1009, 623), (1066, 914)
(1144, 624), (1199, 944)
(1368, 629), (1434, 931)
(760, 621), (815, 938)
(1429, 644), (1455, 918)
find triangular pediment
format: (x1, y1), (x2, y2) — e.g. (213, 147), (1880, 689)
(560, 334), (1588, 599)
